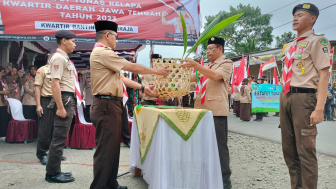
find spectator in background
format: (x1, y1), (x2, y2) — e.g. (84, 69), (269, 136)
(233, 85), (240, 117)
(254, 77), (265, 121)
(324, 83), (334, 121)
(78, 72), (82, 82)
(5, 65), (24, 101)
(240, 78), (251, 121)
(80, 70), (93, 122)
(332, 80), (336, 121)
(22, 65), (38, 123)
(0, 66), (11, 141)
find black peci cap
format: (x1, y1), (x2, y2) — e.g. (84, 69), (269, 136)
(292, 3), (319, 17)
(151, 54), (162, 59)
(94, 21), (118, 33)
(177, 6), (185, 11)
(55, 30), (76, 39)
(248, 75), (255, 79)
(208, 36), (225, 47)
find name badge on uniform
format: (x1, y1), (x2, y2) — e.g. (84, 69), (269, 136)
(300, 42), (309, 48)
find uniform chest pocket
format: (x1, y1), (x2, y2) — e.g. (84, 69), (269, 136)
(293, 53), (310, 72)
(67, 64), (74, 71)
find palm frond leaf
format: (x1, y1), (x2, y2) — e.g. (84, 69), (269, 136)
(184, 13), (244, 58)
(180, 12), (188, 59)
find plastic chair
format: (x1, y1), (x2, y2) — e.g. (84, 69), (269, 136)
(5, 98), (37, 143)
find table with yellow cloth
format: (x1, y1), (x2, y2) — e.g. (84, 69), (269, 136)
(129, 106), (223, 189)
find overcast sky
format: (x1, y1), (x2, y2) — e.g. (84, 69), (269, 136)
(136, 0), (336, 67)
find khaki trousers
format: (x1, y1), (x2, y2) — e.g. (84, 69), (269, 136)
(90, 97), (122, 189)
(280, 92), (318, 189)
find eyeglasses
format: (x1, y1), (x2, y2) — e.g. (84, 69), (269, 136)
(105, 32), (118, 39)
(206, 46), (218, 51)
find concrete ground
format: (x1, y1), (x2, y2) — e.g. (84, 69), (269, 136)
(0, 112), (335, 189)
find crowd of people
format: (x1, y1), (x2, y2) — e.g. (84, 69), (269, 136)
(0, 64), (39, 140)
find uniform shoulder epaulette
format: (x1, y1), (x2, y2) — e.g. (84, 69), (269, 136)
(313, 33), (325, 36)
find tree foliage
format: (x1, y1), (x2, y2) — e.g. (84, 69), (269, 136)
(203, 4), (273, 57)
(275, 31), (296, 48)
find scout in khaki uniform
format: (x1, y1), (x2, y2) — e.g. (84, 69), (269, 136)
(141, 54), (161, 105)
(90, 20), (168, 189)
(45, 30), (77, 183)
(35, 56), (66, 166)
(22, 65), (38, 123)
(80, 71), (93, 122)
(280, 4), (331, 189)
(240, 78), (251, 121)
(4, 65), (25, 101)
(181, 37), (233, 189)
(254, 77), (265, 121)
(233, 85), (240, 117)
(0, 66), (11, 140)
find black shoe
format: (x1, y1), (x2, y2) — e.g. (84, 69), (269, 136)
(61, 172), (72, 177)
(39, 156), (48, 165)
(223, 179), (232, 189)
(124, 141), (130, 148)
(116, 186), (128, 189)
(45, 173), (75, 183)
(61, 156), (67, 161)
(253, 118), (260, 121)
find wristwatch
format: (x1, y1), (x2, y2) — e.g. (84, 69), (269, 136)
(141, 85), (145, 93)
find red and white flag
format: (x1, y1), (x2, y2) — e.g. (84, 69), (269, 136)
(234, 55), (247, 91)
(230, 66), (237, 94)
(149, 44), (154, 59)
(122, 78), (128, 106)
(262, 57), (277, 72)
(258, 62), (263, 78)
(273, 67), (279, 85)
(17, 41), (24, 71)
(329, 47), (334, 80)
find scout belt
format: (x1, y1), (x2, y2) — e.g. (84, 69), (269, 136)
(95, 95), (122, 101)
(290, 87), (316, 93)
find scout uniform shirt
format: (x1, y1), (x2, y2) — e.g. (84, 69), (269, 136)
(35, 65), (53, 97)
(80, 72), (93, 105)
(90, 44), (129, 97)
(142, 75), (158, 101)
(240, 86), (251, 103)
(283, 30), (331, 89)
(50, 48), (75, 93)
(0, 80), (8, 107)
(233, 85), (241, 101)
(22, 75), (36, 106)
(194, 55), (233, 116)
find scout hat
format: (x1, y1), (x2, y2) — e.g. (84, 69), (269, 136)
(208, 36), (225, 47)
(292, 3), (319, 17)
(151, 54), (162, 59)
(94, 21), (118, 33)
(55, 30), (76, 39)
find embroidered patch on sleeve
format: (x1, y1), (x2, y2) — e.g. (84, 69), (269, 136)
(320, 38), (328, 46)
(323, 47), (329, 53)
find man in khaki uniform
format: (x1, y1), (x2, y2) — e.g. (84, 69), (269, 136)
(181, 37), (233, 189)
(280, 4), (331, 189)
(90, 20), (168, 189)
(80, 71), (93, 122)
(45, 30), (77, 183)
(35, 57), (65, 166)
(141, 54), (161, 105)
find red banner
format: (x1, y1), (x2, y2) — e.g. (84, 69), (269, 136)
(0, 0), (200, 45)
